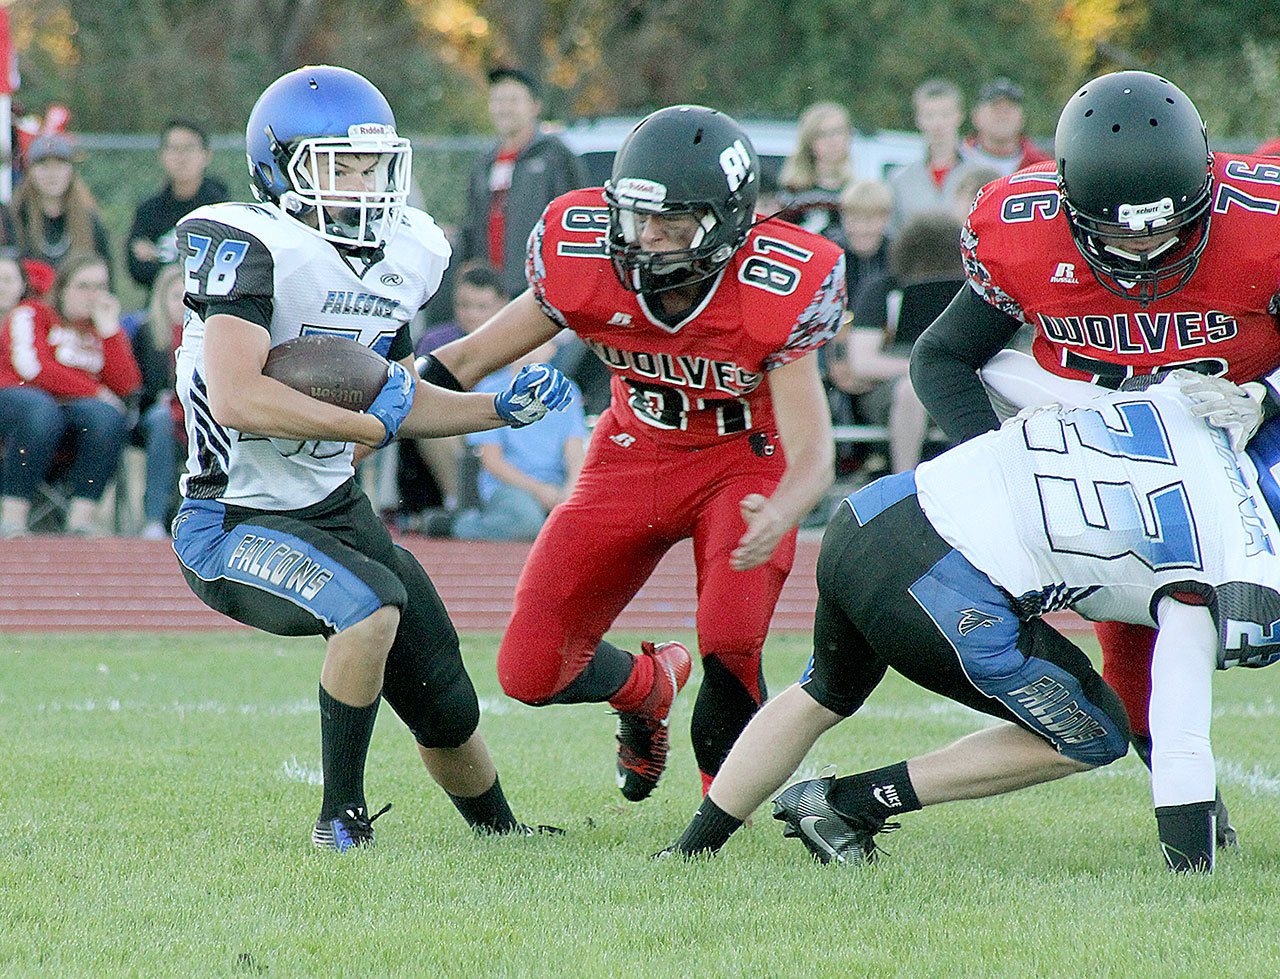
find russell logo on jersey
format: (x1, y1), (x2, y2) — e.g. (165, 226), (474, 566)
(1050, 262), (1079, 284)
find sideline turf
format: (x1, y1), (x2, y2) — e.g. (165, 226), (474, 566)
(4, 631), (1280, 977)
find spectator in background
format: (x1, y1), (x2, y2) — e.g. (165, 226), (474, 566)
(948, 164), (1000, 223)
(402, 263), (509, 519)
(961, 77), (1051, 177)
(457, 67), (586, 298)
(846, 212), (964, 473)
(433, 341), (587, 541)
(128, 263), (187, 539)
(775, 102), (854, 242)
(13, 135), (112, 274)
(126, 120), (229, 290)
(889, 79), (974, 232)
(822, 179), (894, 434)
(0, 253), (140, 536)
(838, 179), (893, 308)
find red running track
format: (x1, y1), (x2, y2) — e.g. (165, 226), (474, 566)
(0, 534), (1088, 635)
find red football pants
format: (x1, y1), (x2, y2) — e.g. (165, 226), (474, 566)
(497, 409), (796, 706)
(1095, 620), (1155, 738)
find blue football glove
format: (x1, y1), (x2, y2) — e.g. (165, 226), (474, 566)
(493, 363), (574, 428)
(367, 361), (417, 448)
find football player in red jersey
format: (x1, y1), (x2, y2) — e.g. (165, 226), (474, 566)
(912, 70), (1280, 847)
(425, 106), (845, 802)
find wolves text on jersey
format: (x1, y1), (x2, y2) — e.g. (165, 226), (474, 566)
(1037, 309), (1238, 354)
(583, 337), (763, 397)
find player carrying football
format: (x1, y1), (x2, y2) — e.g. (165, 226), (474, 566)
(910, 71), (1280, 846)
(170, 66), (571, 850)
(426, 106), (845, 800)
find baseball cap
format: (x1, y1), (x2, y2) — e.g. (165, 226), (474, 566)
(27, 133), (76, 165)
(976, 77), (1025, 105)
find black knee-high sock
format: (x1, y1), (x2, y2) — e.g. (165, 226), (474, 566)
(448, 774), (519, 833)
(671, 796), (743, 856)
(828, 762), (922, 821)
(546, 641), (635, 704)
(319, 684), (381, 820)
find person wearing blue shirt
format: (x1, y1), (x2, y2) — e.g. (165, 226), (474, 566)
(451, 348), (587, 540)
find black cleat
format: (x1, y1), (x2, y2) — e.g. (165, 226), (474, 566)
(772, 777), (896, 865)
(311, 802), (392, 852)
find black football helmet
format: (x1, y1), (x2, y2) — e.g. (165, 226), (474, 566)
(1055, 71), (1213, 304)
(604, 105), (759, 293)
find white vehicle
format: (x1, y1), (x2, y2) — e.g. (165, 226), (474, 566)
(557, 115), (923, 190)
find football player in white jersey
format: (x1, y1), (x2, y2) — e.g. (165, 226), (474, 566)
(170, 65), (572, 850)
(664, 371), (1279, 872)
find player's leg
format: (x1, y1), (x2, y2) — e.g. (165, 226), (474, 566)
(496, 426), (695, 800)
(688, 457), (796, 791)
(773, 481), (1131, 863)
(664, 580), (881, 857)
(380, 545), (554, 835)
(667, 485), (902, 858)
(497, 499), (671, 706)
(172, 498), (408, 850)
(1096, 620), (1155, 739)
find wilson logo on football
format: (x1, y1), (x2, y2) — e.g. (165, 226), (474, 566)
(1050, 262), (1078, 284)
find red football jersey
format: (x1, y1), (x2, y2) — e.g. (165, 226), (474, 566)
(528, 188), (846, 447)
(964, 155), (1280, 386)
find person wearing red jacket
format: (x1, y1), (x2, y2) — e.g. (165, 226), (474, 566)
(0, 252), (141, 535)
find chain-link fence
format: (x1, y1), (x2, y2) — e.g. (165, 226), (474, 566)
(73, 133), (489, 311)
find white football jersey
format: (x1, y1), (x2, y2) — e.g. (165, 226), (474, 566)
(915, 376), (1280, 666)
(174, 201), (449, 509)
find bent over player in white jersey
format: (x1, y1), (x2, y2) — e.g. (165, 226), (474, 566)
(665, 371), (1280, 872)
(170, 66), (572, 850)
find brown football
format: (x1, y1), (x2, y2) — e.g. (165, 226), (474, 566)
(262, 335), (391, 411)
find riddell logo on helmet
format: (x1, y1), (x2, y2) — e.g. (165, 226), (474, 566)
(615, 178), (667, 205)
(348, 123), (393, 137)
(1050, 262), (1078, 284)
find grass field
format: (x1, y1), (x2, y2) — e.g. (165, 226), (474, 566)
(6, 630), (1280, 977)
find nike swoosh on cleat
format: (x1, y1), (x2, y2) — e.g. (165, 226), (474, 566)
(658, 659), (678, 727)
(799, 815), (840, 861)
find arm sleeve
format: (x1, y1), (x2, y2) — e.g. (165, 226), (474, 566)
(387, 322), (413, 363)
(198, 295), (274, 330)
(1149, 598), (1218, 809)
(908, 285), (1022, 443)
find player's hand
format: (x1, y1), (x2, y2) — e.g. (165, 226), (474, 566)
(1181, 374), (1266, 453)
(494, 363), (573, 428)
(367, 361), (417, 448)
(732, 493), (789, 571)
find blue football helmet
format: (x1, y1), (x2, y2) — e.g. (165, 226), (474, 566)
(246, 65), (411, 249)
